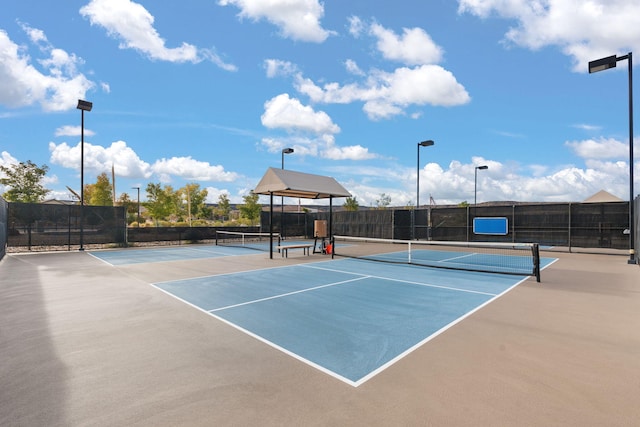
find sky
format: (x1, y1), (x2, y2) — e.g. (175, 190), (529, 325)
(1, 0), (639, 208)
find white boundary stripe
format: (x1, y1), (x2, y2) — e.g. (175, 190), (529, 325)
(353, 276), (529, 386)
(87, 251), (114, 266)
(149, 280), (361, 387)
(152, 262), (304, 286)
(301, 263), (498, 296)
(87, 244), (262, 266)
(209, 276), (370, 313)
(148, 258), (546, 388)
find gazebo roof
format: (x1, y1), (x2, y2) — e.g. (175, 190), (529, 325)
(583, 190), (624, 203)
(254, 167), (351, 199)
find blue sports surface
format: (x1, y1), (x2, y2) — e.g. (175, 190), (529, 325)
(151, 256), (555, 386)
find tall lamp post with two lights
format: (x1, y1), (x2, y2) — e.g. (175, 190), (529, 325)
(474, 165), (488, 208)
(281, 148), (294, 239)
(132, 186), (141, 226)
(588, 53), (636, 264)
(415, 140), (435, 239)
(77, 99), (92, 251)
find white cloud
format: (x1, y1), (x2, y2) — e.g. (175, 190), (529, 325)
(204, 186), (231, 203)
(219, 0), (334, 43)
(295, 65), (470, 120)
(344, 59), (365, 76)
(369, 22), (444, 65)
(0, 28), (95, 111)
(151, 157), (238, 182)
(0, 151), (19, 169)
(565, 137), (629, 159)
(321, 142), (377, 161)
(264, 59), (298, 78)
(259, 133), (377, 161)
(348, 16), (365, 38)
(80, 0), (237, 70)
(55, 125), (96, 137)
(329, 150), (635, 207)
(458, 0), (640, 71)
(261, 93), (340, 134)
(49, 139), (239, 184)
(259, 94), (379, 161)
(49, 140), (152, 179)
(573, 123), (602, 132)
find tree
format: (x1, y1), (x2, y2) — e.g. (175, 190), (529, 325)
(375, 193), (391, 210)
(214, 193), (231, 221)
(117, 192), (139, 224)
(0, 161), (50, 203)
(343, 196), (359, 211)
(238, 191), (262, 225)
(458, 201), (470, 208)
(85, 173), (113, 206)
(144, 183), (174, 225)
(178, 183), (208, 225)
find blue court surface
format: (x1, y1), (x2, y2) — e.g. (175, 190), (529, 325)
(151, 257), (555, 387)
(89, 244), (268, 265)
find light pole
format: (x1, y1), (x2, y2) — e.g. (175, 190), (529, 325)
(415, 140), (435, 239)
(77, 99), (92, 251)
(474, 165), (488, 208)
(132, 186), (140, 226)
(589, 53), (636, 264)
(281, 148), (294, 239)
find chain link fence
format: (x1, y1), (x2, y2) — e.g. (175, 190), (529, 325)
(270, 201), (636, 257)
(4, 200), (638, 263)
(7, 202), (126, 251)
(0, 197), (7, 260)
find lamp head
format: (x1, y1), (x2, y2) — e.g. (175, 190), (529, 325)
(588, 55), (618, 73)
(476, 165), (489, 170)
(77, 99), (93, 111)
(282, 148), (294, 154)
(418, 140), (434, 147)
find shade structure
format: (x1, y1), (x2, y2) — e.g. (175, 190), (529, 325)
(254, 167), (351, 259)
(254, 167), (351, 199)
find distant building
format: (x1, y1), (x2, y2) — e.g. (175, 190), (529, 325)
(582, 190), (623, 203)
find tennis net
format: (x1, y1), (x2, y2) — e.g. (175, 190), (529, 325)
(215, 231), (281, 251)
(331, 236), (541, 281)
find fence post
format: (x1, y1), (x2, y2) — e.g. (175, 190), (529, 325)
(568, 203), (572, 253)
(512, 205), (516, 243)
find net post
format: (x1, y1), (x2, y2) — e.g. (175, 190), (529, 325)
(331, 236), (335, 259)
(533, 243), (541, 282)
(215, 231), (219, 246)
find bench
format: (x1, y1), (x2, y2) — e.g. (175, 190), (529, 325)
(276, 244), (314, 258)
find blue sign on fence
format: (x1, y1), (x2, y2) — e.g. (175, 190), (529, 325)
(473, 217), (508, 235)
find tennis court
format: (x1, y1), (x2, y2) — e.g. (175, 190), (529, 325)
(153, 259), (540, 386)
(2, 242), (639, 426)
(92, 239), (554, 385)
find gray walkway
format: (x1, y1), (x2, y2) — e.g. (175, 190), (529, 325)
(1, 249), (639, 426)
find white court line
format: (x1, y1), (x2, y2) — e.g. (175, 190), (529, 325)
(149, 260), (531, 387)
(301, 262), (498, 296)
(209, 276), (370, 313)
(353, 275), (529, 387)
(149, 278), (365, 387)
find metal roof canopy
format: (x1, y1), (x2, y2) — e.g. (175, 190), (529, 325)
(254, 167), (351, 199)
(254, 167), (351, 259)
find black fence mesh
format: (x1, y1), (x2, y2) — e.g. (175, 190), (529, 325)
(635, 195), (640, 263)
(263, 210), (393, 239)
(5, 200), (637, 259)
(267, 201), (633, 252)
(127, 226), (259, 244)
(7, 203), (126, 250)
(0, 197), (7, 260)
(411, 201), (630, 250)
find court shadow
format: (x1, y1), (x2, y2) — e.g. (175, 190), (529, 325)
(0, 255), (69, 426)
